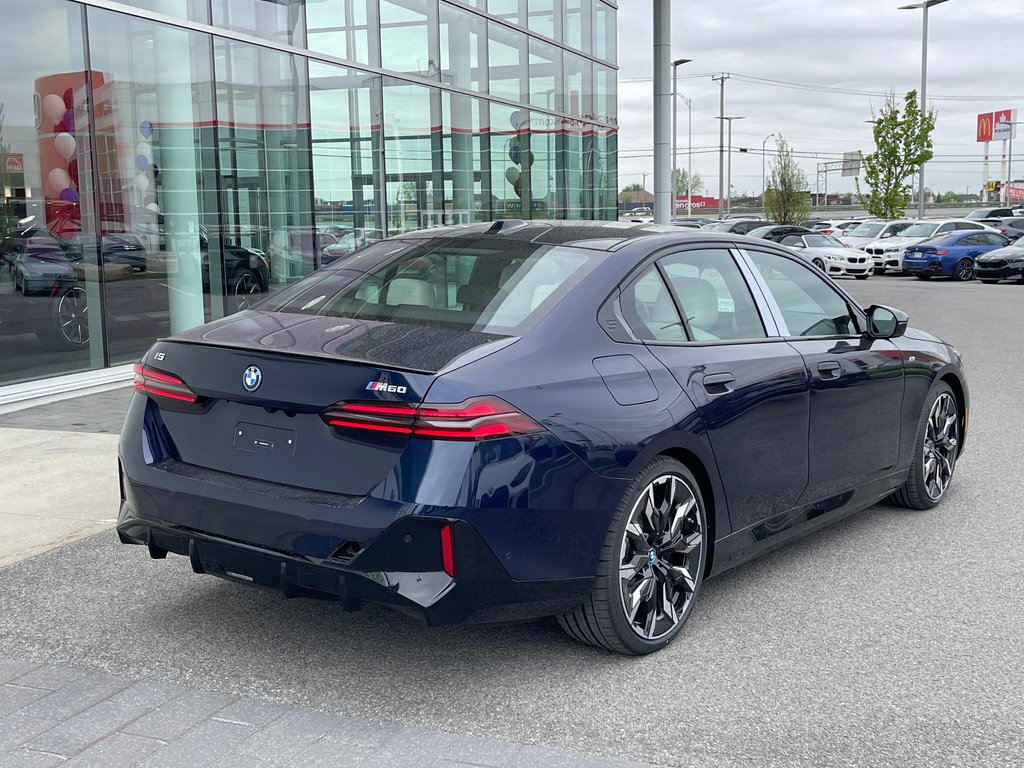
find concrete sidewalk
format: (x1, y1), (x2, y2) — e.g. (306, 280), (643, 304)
(0, 387), (655, 768)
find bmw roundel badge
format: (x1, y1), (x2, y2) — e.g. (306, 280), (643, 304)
(242, 365), (263, 392)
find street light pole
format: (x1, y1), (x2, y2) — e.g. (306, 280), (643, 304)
(899, 0), (950, 219)
(761, 132), (776, 209)
(712, 73), (730, 218)
(717, 116), (745, 216)
(671, 58), (692, 221)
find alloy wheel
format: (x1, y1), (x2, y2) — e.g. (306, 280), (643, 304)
(57, 287), (89, 346)
(923, 392), (958, 501)
(618, 474), (703, 641)
(233, 271), (261, 310)
(955, 259), (974, 281)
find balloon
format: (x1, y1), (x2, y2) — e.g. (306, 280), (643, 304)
(139, 120), (153, 139)
(133, 174), (150, 193)
(63, 109), (75, 133)
(145, 202), (161, 213)
(504, 167), (521, 185)
(54, 132), (76, 161)
(135, 154), (150, 171)
(42, 94), (65, 126)
(48, 168), (71, 195)
(135, 142), (153, 163)
(508, 143), (521, 165)
(58, 188), (80, 202)
(524, 150), (535, 169)
(509, 110), (524, 130)
(62, 88), (73, 109)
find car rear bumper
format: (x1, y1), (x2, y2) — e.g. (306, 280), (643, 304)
(117, 503), (593, 626)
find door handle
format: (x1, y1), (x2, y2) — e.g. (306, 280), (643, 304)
(702, 372), (736, 395)
(817, 361), (842, 379)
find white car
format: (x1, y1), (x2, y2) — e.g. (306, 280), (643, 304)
(809, 219), (863, 236)
(841, 220), (917, 251)
(863, 219), (1000, 273)
(780, 233), (873, 279)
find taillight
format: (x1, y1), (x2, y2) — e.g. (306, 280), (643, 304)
(132, 362), (199, 403)
(440, 524), (454, 577)
(320, 396), (544, 441)
(933, 249), (949, 255)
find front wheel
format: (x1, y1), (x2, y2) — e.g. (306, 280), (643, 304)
(37, 285), (90, 350)
(230, 269), (264, 311)
(812, 258), (825, 270)
(889, 382), (960, 510)
(952, 258), (974, 282)
(558, 457), (707, 655)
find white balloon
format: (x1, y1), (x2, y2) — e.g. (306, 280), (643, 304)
(145, 202), (161, 213)
(54, 133), (76, 161)
(135, 142), (153, 162)
(42, 94), (65, 126)
(134, 174), (150, 193)
(48, 167), (71, 195)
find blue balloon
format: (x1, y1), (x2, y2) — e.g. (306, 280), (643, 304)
(508, 143), (521, 165)
(139, 120), (153, 139)
(135, 154), (150, 171)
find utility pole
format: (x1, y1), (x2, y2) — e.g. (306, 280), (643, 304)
(641, 172), (648, 206)
(712, 73), (730, 219)
(652, 0), (672, 223)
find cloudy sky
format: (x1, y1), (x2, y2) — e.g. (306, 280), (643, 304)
(615, 0), (1024, 200)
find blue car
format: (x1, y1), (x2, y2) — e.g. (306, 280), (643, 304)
(903, 230), (1010, 280)
(117, 221), (969, 655)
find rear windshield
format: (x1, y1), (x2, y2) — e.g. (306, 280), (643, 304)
(259, 238), (602, 334)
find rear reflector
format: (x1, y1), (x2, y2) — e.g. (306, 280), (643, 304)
(440, 524), (454, 577)
(321, 396), (544, 441)
(133, 362), (199, 403)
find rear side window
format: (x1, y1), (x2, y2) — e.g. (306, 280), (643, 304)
(260, 239), (603, 334)
(621, 267), (686, 342)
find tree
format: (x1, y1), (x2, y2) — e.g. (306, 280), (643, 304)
(763, 136), (810, 225)
(621, 183), (645, 193)
(857, 90), (937, 219)
(672, 169), (703, 197)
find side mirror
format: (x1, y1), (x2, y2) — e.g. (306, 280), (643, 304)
(865, 304), (908, 339)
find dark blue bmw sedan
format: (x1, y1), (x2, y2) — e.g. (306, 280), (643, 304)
(903, 230), (1010, 280)
(117, 221), (969, 655)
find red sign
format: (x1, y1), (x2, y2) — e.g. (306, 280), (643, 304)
(675, 195), (720, 210)
(994, 109), (1015, 141)
(977, 112), (993, 143)
(1008, 184), (1024, 201)
(2, 153), (23, 173)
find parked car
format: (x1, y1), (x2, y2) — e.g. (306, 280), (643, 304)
(199, 227), (271, 310)
(863, 220), (997, 273)
(8, 237), (78, 295)
(701, 219), (773, 235)
(321, 228), (387, 265)
(964, 207), (1015, 220)
(903, 231), (1011, 280)
(625, 207), (653, 218)
(746, 224), (814, 242)
(976, 217), (1024, 242)
(975, 243), (1024, 283)
(841, 220), (915, 252)
(780, 233), (872, 279)
(117, 220), (968, 656)
(0, 244), (87, 349)
(66, 233), (148, 272)
(671, 216), (714, 227)
(808, 220), (862, 236)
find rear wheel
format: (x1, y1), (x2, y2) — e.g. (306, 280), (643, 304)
(37, 285), (90, 350)
(231, 269), (263, 311)
(952, 258), (974, 281)
(558, 457), (707, 655)
(890, 382), (959, 510)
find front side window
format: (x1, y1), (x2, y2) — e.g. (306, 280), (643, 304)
(658, 249), (767, 341)
(746, 251), (857, 337)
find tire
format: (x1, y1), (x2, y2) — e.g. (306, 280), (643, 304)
(915, 274), (931, 280)
(230, 269), (264, 311)
(952, 258), (974, 282)
(855, 274), (870, 280)
(37, 285), (90, 351)
(889, 382), (960, 510)
(979, 279), (997, 284)
(812, 258), (825, 270)
(558, 457), (708, 655)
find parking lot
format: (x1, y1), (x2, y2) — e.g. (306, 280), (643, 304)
(1, 274), (1022, 767)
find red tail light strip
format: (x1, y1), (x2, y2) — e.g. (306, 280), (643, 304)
(440, 524), (454, 577)
(321, 396), (544, 441)
(133, 362), (199, 404)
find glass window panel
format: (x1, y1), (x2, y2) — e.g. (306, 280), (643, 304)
(592, 0), (616, 62)
(563, 0), (584, 51)
(307, 0), (379, 67)
(488, 23), (527, 103)
(594, 127), (618, 220)
(380, 0), (438, 79)
(490, 102), (535, 219)
(594, 63), (616, 126)
(115, 0), (209, 22)
(747, 250), (856, 337)
(528, 112), (556, 219)
(442, 91), (487, 224)
(383, 80), (438, 234)
(489, 0), (525, 26)
(0, 0), (104, 385)
(563, 51), (592, 119)
(212, 0), (306, 47)
(215, 39), (315, 292)
(88, 9), (223, 366)
(623, 267), (685, 342)
(528, 39), (562, 112)
(310, 61), (383, 261)
(527, 0), (560, 40)
(440, 3), (487, 92)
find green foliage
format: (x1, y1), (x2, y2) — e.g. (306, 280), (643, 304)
(763, 136), (810, 225)
(672, 169), (703, 196)
(621, 183), (645, 193)
(856, 90), (937, 219)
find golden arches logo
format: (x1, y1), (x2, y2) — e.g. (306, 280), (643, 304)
(977, 113), (993, 142)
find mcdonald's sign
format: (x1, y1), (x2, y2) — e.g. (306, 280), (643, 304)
(977, 112), (993, 143)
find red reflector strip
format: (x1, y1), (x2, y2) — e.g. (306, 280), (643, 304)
(417, 403), (500, 419)
(413, 423), (511, 439)
(340, 403), (418, 416)
(440, 525), (454, 577)
(143, 368), (188, 386)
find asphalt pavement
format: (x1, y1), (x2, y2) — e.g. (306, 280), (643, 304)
(1, 274), (1022, 767)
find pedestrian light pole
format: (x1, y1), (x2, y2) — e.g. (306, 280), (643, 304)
(761, 132), (776, 209)
(671, 58), (692, 218)
(898, 0), (950, 218)
(717, 116), (745, 216)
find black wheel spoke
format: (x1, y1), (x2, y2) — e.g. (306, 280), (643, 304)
(922, 393), (958, 501)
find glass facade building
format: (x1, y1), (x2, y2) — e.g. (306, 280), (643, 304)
(0, 0), (616, 388)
